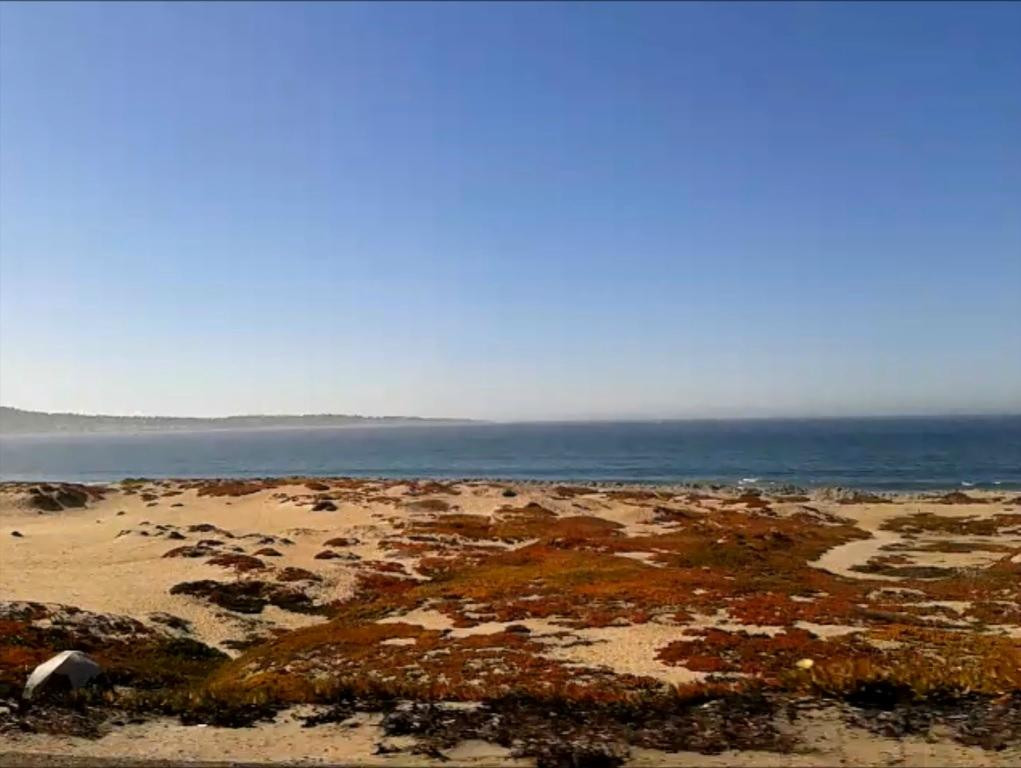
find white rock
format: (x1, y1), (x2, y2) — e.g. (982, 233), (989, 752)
(23, 650), (102, 700)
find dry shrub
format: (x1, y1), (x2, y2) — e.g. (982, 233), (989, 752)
(323, 537), (358, 547)
(553, 486), (594, 499)
(652, 506), (702, 524)
(276, 567), (321, 583)
(169, 580), (317, 615)
(163, 545), (215, 559)
(197, 481), (276, 497)
(910, 540), (1011, 554)
(836, 491), (893, 505)
(721, 493), (771, 510)
(406, 481), (461, 497)
(360, 560), (407, 575)
(407, 498), (452, 512)
(605, 489), (663, 503)
(798, 628), (1021, 698)
(408, 513), (493, 539)
(882, 512), (1021, 536)
(934, 491), (989, 505)
(207, 554), (266, 573)
(501, 502), (557, 518)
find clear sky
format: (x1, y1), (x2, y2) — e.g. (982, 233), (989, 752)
(1, 2), (1019, 420)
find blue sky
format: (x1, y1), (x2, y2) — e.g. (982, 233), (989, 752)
(1, 2), (1019, 420)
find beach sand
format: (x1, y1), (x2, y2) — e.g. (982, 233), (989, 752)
(2, 479), (1019, 765)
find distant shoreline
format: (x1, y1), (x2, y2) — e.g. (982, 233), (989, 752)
(0, 421), (482, 438)
(2, 406), (1018, 437)
(0, 406), (477, 436)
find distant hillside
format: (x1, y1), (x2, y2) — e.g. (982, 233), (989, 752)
(0, 406), (475, 435)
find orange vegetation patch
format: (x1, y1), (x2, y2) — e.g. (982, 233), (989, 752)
(367, 503), (874, 633)
(882, 512), (1021, 536)
(416, 557), (461, 579)
(353, 573), (418, 600)
(658, 625), (1021, 698)
(725, 588), (865, 627)
(199, 502), (892, 705)
(658, 628), (857, 679)
(205, 621), (660, 705)
(62, 482), (1015, 714)
(405, 505), (622, 547)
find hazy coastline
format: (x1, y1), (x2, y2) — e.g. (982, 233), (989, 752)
(0, 407), (476, 436)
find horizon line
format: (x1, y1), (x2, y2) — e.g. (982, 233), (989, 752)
(3, 404), (1020, 425)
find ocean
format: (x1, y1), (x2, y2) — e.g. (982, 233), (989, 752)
(0, 416), (1019, 490)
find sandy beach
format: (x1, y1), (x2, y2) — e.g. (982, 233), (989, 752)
(1, 479), (1019, 766)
